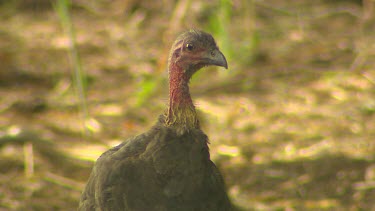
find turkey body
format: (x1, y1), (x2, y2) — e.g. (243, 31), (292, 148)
(79, 117), (231, 211)
(79, 29), (231, 211)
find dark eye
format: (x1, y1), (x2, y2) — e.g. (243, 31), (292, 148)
(186, 43), (194, 51)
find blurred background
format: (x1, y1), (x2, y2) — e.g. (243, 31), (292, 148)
(0, 0), (374, 210)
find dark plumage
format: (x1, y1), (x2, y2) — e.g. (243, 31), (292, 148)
(79, 30), (231, 211)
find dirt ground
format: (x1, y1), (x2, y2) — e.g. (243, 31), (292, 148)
(0, 0), (374, 210)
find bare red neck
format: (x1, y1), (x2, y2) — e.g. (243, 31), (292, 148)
(165, 62), (199, 131)
(169, 63), (193, 108)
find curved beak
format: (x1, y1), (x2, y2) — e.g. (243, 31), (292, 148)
(206, 49), (228, 69)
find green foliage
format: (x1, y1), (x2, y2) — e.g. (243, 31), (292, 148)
(208, 0), (260, 69)
(54, 0), (89, 135)
(208, 0), (232, 62)
(135, 74), (160, 107)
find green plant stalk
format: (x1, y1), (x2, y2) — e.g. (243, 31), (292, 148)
(55, 0), (89, 135)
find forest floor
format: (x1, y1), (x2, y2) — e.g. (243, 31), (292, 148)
(0, 1), (374, 210)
